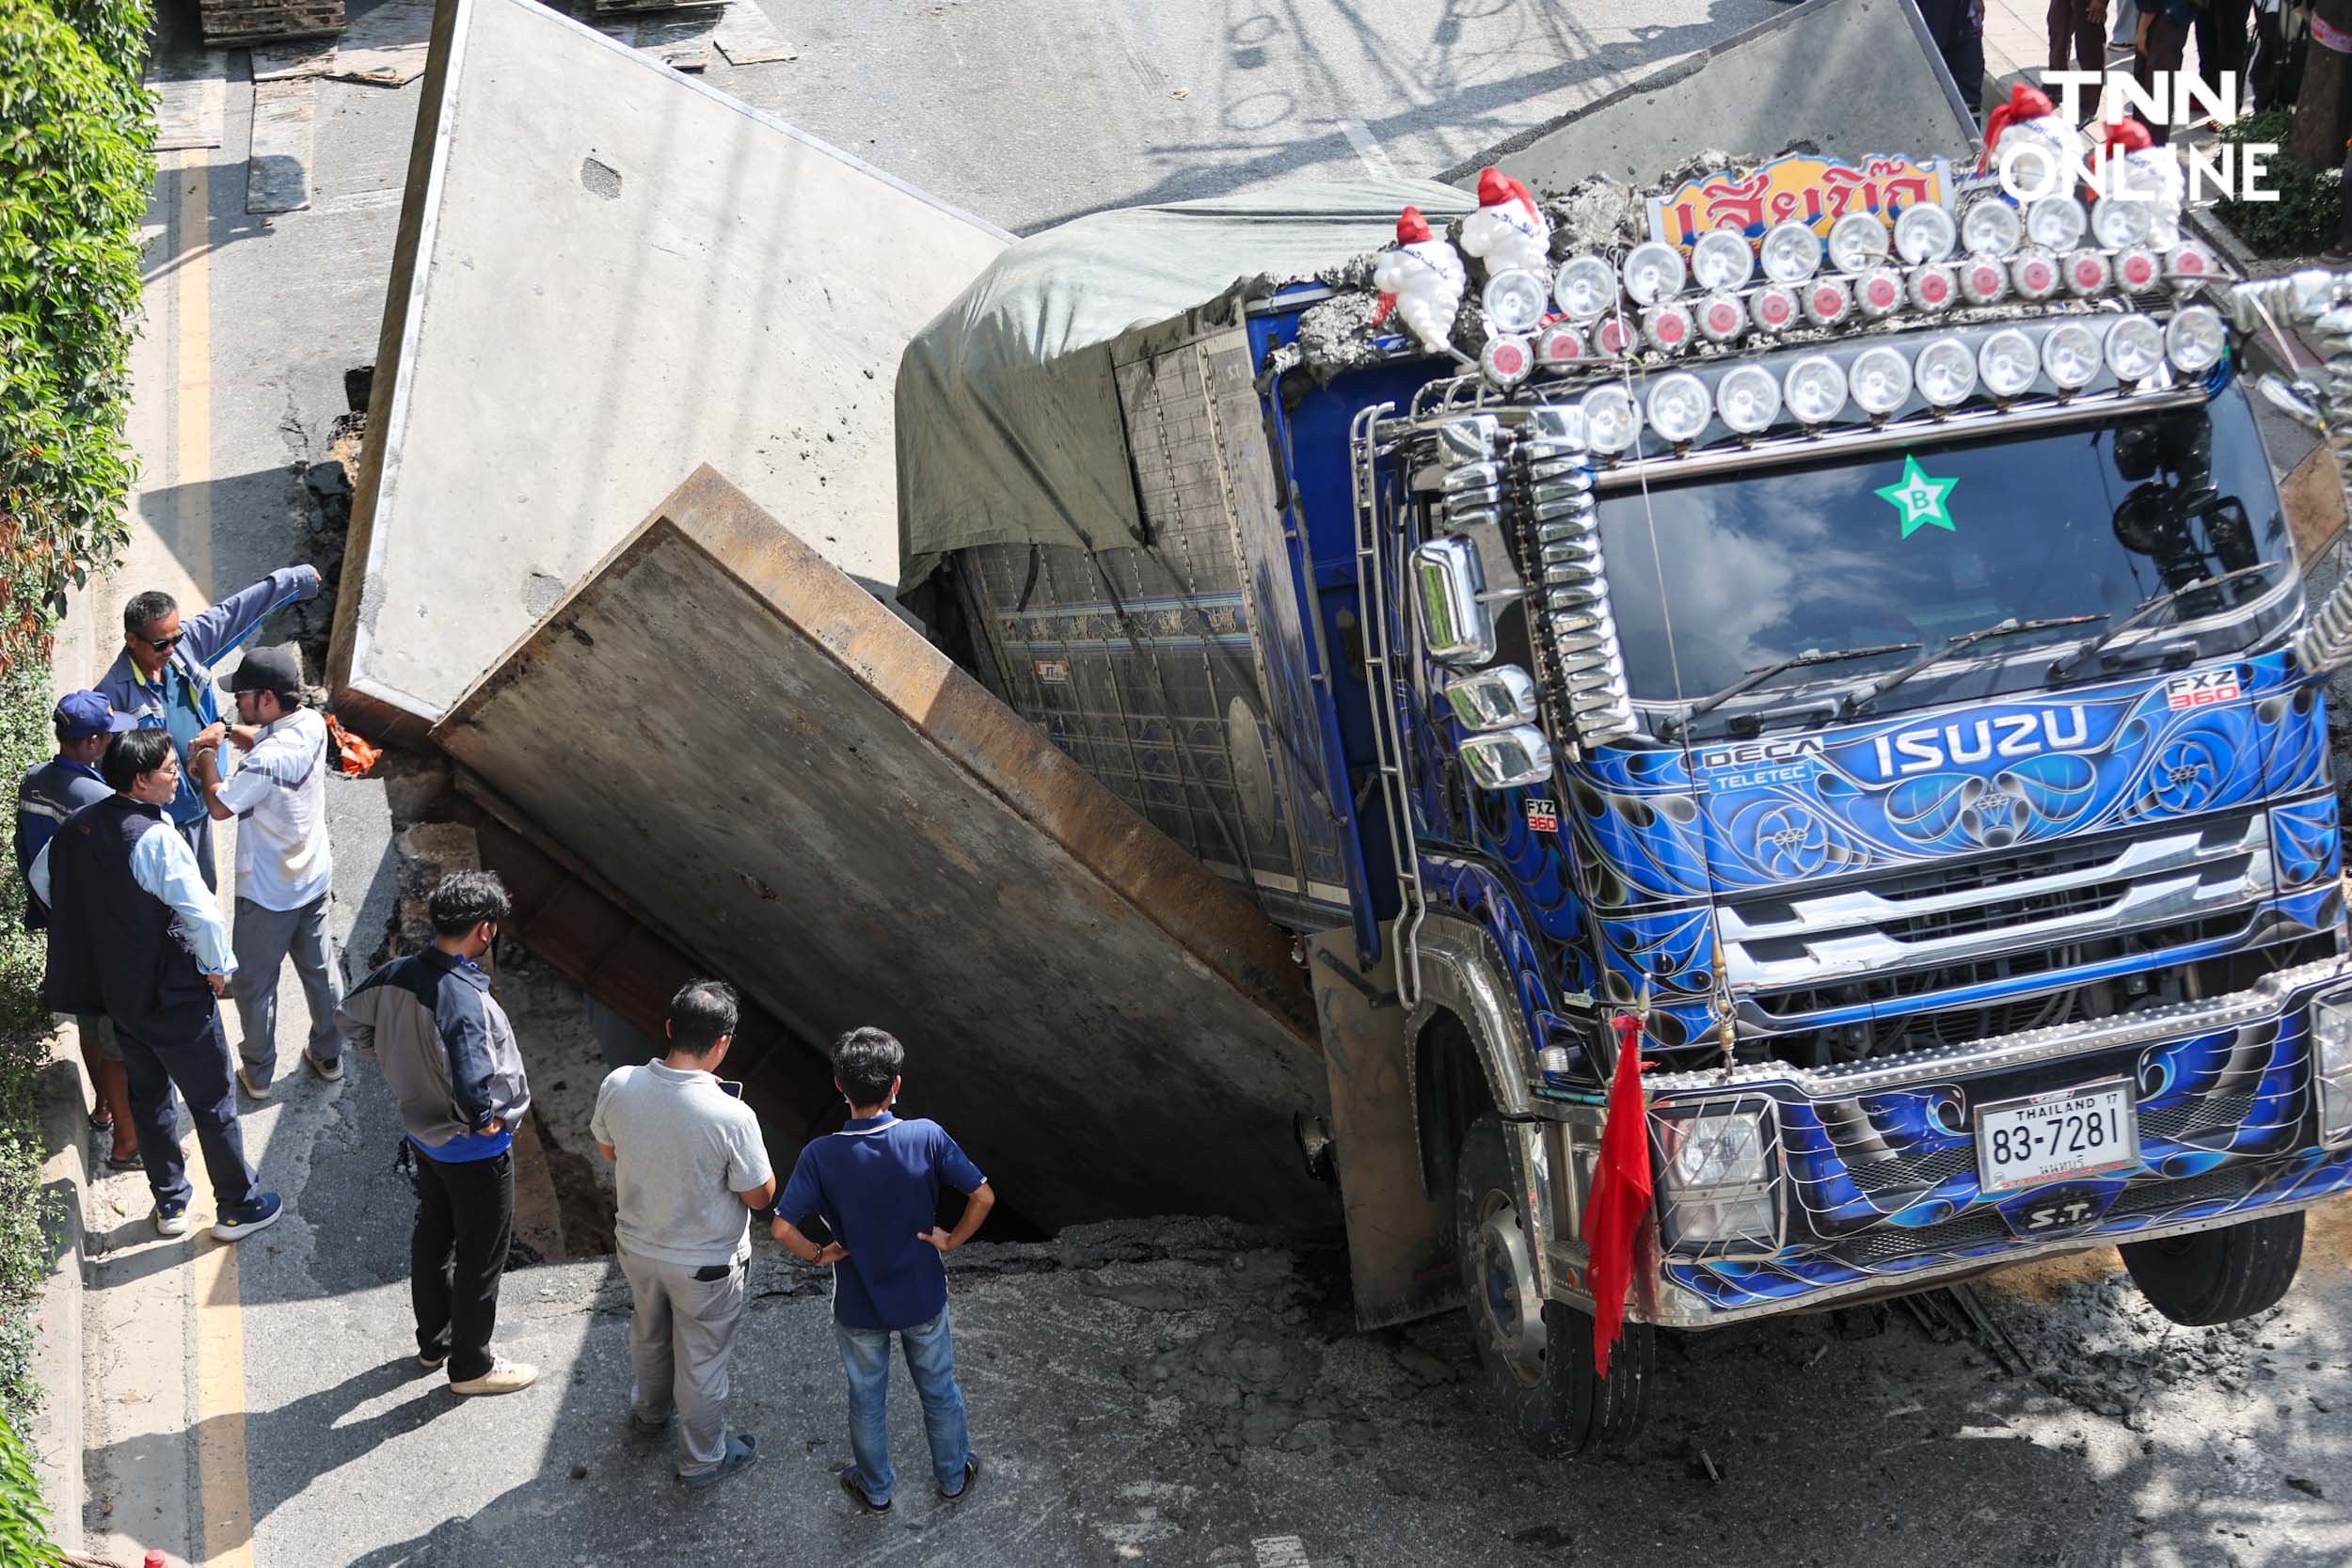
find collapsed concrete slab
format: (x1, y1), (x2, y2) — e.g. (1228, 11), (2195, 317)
(1441, 0), (1979, 191)
(434, 467), (1335, 1231)
(327, 0), (1009, 744)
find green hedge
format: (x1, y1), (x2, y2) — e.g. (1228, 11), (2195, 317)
(2213, 107), (2344, 259)
(0, 0), (152, 674)
(0, 1404), (59, 1568)
(0, 659), (56, 1428)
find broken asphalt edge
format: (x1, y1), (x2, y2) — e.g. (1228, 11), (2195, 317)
(29, 1048), (87, 1558)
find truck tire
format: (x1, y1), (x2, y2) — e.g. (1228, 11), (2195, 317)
(2120, 1212), (2305, 1326)
(1454, 1112), (1649, 1454)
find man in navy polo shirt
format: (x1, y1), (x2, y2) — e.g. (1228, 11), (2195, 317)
(772, 1027), (995, 1513)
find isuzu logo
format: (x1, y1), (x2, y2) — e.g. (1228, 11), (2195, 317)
(1866, 706), (2091, 779)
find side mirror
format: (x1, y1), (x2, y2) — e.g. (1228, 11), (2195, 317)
(1412, 537), (1497, 666)
(1460, 725), (1554, 789)
(1443, 665), (1539, 730)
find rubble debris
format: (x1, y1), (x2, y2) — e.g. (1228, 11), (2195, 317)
(1986, 1275), (2285, 1430)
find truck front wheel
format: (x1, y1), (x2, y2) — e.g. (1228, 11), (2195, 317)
(2120, 1211), (2305, 1326)
(1454, 1113), (1648, 1454)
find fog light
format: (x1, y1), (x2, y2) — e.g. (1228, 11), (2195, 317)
(1535, 325), (1586, 372)
(1915, 336), (1978, 407)
(1715, 363), (1780, 435)
(1827, 212), (1891, 274)
(1593, 313), (1638, 356)
(1802, 277), (1852, 326)
(1554, 257), (1617, 321)
(1646, 372), (1711, 443)
(2167, 305), (2226, 373)
(2092, 195), (2154, 249)
(1894, 202), (1957, 263)
(1960, 256), (2009, 306)
(1961, 198), (2023, 258)
(1783, 355), (1847, 424)
(1623, 241), (1686, 305)
(1581, 385), (1641, 454)
(1855, 267), (1904, 319)
(2010, 249), (2061, 301)
(1691, 229), (1754, 292)
(1642, 301), (1695, 354)
(1760, 220), (1822, 283)
(1482, 335), (1534, 387)
(2064, 250), (2112, 297)
(1908, 264), (1957, 312)
(2042, 321), (2102, 390)
(1483, 269), (1549, 333)
(1750, 284), (1800, 333)
(2168, 242), (2217, 287)
(2026, 195), (2089, 251)
(1979, 327), (2039, 398)
(2105, 314), (2165, 381)
(1696, 293), (1747, 343)
(2312, 992), (2352, 1147)
(1849, 344), (1913, 416)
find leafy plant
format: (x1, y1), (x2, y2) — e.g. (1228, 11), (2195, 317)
(0, 659), (56, 1428)
(2214, 107), (2344, 258)
(0, 1404), (58, 1566)
(0, 0), (154, 679)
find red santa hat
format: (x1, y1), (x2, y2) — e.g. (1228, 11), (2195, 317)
(1474, 166), (1538, 221)
(1978, 83), (2058, 173)
(2099, 118), (2153, 155)
(1397, 206), (1434, 245)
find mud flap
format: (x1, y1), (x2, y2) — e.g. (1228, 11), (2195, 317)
(1309, 927), (1459, 1329)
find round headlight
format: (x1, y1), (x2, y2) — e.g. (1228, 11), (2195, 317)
(1482, 334), (1534, 388)
(1849, 345), (1914, 417)
(1592, 313), (1637, 356)
(1622, 241), (1687, 306)
(1553, 257), (1618, 322)
(1581, 384), (1642, 454)
(1643, 301), (1694, 354)
(2010, 250), (2060, 301)
(1979, 327), (2040, 398)
(2167, 305), (2227, 372)
(2041, 322), (2102, 390)
(2026, 196), (2089, 251)
(1894, 202), (1958, 264)
(1915, 336), (1979, 407)
(1646, 372), (1711, 443)
(1855, 267), (1904, 319)
(2105, 314), (2165, 381)
(1782, 355), (1848, 424)
(1961, 198), (2023, 258)
(1691, 230), (1755, 292)
(2090, 196), (2154, 249)
(2064, 250), (2112, 297)
(1827, 212), (1891, 275)
(1908, 264), (1957, 312)
(1760, 221), (1822, 283)
(1750, 284), (1800, 333)
(2168, 242), (2217, 287)
(1482, 269), (1549, 334)
(1715, 363), (1781, 435)
(1803, 277), (1852, 326)
(1696, 293), (1747, 343)
(1960, 255), (2009, 306)
(1535, 324), (1586, 372)
(2117, 247), (2161, 292)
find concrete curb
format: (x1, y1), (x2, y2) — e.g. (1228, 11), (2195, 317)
(29, 1049), (88, 1559)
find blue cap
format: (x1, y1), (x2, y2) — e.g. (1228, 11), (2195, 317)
(54, 691), (137, 741)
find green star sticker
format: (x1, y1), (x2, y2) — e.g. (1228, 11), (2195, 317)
(1875, 455), (1958, 539)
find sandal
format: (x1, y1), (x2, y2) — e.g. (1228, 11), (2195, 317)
(105, 1150), (144, 1171)
(838, 1465), (890, 1513)
(88, 1108), (114, 1132)
(938, 1454), (979, 1502)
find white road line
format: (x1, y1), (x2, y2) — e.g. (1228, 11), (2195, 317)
(1339, 119), (1396, 180)
(1253, 1536), (1311, 1568)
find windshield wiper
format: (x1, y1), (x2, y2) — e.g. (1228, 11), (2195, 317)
(1661, 642), (1919, 740)
(1839, 614), (2107, 720)
(2047, 562), (2291, 684)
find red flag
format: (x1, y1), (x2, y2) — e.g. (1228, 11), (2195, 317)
(1581, 1011), (1652, 1379)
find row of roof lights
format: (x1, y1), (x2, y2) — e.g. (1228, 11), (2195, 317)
(1474, 197), (2217, 387)
(1571, 308), (2226, 454)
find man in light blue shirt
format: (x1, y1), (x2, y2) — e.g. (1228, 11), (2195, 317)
(36, 730), (279, 1243)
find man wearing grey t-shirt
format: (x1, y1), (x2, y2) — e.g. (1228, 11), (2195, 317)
(593, 979), (775, 1489)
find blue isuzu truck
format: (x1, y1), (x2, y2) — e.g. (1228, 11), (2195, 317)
(896, 156), (2352, 1453)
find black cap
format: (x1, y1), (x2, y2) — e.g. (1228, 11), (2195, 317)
(226, 645), (303, 698)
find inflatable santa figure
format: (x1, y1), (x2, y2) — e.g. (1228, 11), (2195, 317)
(1979, 84), (2085, 192)
(2098, 118), (2185, 247)
(1371, 206), (1468, 356)
(1458, 166), (1552, 278)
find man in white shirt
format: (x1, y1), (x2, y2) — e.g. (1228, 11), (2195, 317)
(592, 980), (774, 1491)
(190, 645), (344, 1097)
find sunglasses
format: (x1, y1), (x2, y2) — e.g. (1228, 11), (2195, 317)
(140, 632), (183, 652)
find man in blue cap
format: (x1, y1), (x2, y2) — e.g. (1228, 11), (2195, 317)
(16, 691), (141, 1168)
(96, 566), (322, 892)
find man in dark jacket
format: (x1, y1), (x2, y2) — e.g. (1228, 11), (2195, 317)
(338, 871), (538, 1396)
(34, 729), (281, 1242)
(17, 690), (139, 1166)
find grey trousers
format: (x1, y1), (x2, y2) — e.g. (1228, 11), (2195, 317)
(619, 1249), (748, 1478)
(230, 894), (343, 1088)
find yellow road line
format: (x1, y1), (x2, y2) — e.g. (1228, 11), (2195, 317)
(168, 146), (256, 1568)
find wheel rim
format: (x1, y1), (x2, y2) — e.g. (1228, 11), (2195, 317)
(1472, 1190), (1548, 1386)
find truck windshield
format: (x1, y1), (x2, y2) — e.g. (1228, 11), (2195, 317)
(1594, 388), (2294, 724)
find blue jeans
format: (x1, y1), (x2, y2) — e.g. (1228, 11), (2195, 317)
(833, 1306), (971, 1504)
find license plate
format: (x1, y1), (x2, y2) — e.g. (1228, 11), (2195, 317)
(1974, 1078), (2138, 1196)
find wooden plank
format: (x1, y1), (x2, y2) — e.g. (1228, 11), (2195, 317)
(149, 55), (230, 150)
(2284, 442), (2349, 569)
(632, 8), (719, 71)
(711, 1), (796, 65)
(199, 0), (345, 47)
(246, 79), (316, 214)
(251, 40), (338, 80)
(324, 0), (431, 86)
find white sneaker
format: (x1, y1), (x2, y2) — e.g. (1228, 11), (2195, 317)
(451, 1359), (540, 1397)
(236, 1067), (271, 1100)
(154, 1202), (191, 1237)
